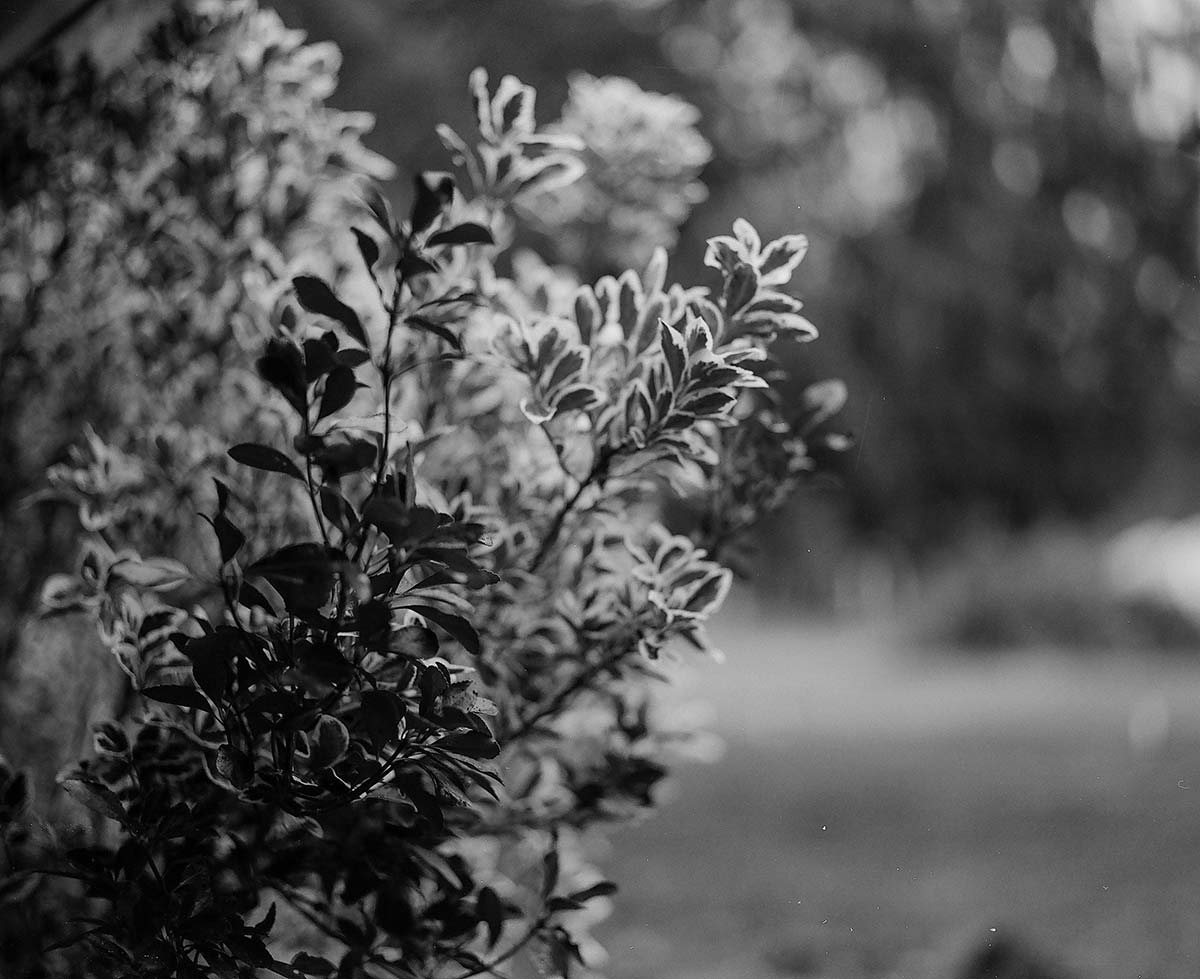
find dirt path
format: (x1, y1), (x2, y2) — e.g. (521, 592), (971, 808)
(595, 595), (1200, 979)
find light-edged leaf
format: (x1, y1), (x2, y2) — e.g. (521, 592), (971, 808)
(306, 715), (349, 771)
(519, 396), (556, 424)
(58, 777), (127, 825)
(757, 233), (809, 287)
(109, 557), (191, 591)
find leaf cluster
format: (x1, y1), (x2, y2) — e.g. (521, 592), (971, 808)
(8, 63), (848, 979)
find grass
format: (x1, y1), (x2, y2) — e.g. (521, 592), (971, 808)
(589, 598), (1200, 979)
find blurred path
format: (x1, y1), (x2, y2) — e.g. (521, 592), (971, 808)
(682, 588), (1200, 743)
(597, 590), (1200, 979)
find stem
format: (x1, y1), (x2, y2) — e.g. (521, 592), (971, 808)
(439, 914), (551, 979)
(507, 644), (628, 743)
(377, 267), (407, 489)
(305, 454), (331, 547)
(275, 885), (351, 946)
(528, 449), (613, 574)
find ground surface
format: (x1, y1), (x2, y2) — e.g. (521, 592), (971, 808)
(593, 593), (1200, 979)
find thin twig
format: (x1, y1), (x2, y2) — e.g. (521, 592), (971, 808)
(439, 914), (551, 979)
(528, 449), (612, 574)
(506, 645), (628, 743)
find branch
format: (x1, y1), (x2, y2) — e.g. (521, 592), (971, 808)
(506, 644), (629, 743)
(438, 913), (551, 979)
(528, 448), (613, 574)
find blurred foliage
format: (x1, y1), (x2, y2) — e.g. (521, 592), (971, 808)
(526, 73), (713, 272)
(0, 0), (392, 663)
(272, 0), (1200, 563)
(914, 524), (1200, 653)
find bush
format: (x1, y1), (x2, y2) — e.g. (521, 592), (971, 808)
(912, 525), (1200, 655)
(0, 47), (846, 979)
(0, 0), (392, 665)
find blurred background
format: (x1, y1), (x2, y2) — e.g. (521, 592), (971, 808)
(2, 0), (1200, 975)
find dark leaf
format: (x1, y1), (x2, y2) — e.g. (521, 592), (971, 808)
(547, 928), (585, 974)
(335, 347), (372, 368)
(406, 605), (481, 655)
(228, 443), (305, 482)
(303, 337), (338, 381)
(418, 664), (451, 715)
(293, 276), (368, 349)
(397, 252), (440, 279)
(257, 339), (308, 413)
(359, 689), (404, 752)
(476, 887), (504, 949)
(291, 952), (337, 977)
(552, 385), (601, 414)
(723, 261), (759, 315)
(351, 226), (379, 270)
(318, 366), (359, 420)
(295, 641), (354, 686)
(253, 903), (278, 938)
(437, 729), (499, 760)
(541, 846), (560, 900)
(363, 185), (398, 242)
(356, 599), (392, 643)
(1, 771), (27, 813)
(240, 577), (287, 618)
(247, 690), (300, 718)
(247, 543), (339, 614)
(315, 439), (376, 479)
(363, 499), (441, 546)
(319, 485), (360, 529)
(407, 315), (462, 351)
(410, 171), (455, 234)
(58, 777), (127, 825)
(184, 631), (234, 701)
(208, 512), (245, 565)
(426, 222), (494, 248)
(567, 881), (617, 902)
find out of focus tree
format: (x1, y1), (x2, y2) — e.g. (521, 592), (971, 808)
(274, 0), (1200, 563)
(668, 0), (1200, 549)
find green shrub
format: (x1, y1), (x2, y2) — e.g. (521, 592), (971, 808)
(0, 47), (846, 979)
